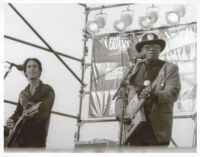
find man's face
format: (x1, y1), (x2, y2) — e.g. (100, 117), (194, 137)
(141, 43), (161, 60)
(25, 60), (41, 80)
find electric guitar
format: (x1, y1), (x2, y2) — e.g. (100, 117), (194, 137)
(121, 92), (146, 145)
(122, 69), (166, 144)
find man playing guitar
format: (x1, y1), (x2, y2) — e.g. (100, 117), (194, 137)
(5, 58), (55, 148)
(115, 33), (181, 146)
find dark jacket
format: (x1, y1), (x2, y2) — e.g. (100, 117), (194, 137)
(9, 81), (55, 147)
(115, 59), (181, 143)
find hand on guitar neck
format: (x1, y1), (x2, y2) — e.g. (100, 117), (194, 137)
(23, 101), (41, 119)
(139, 85), (152, 99)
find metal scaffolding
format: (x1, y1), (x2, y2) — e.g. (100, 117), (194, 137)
(4, 3), (197, 148)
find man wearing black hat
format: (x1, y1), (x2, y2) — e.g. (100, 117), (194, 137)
(115, 33), (181, 146)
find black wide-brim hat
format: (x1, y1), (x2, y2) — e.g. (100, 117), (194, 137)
(136, 33), (166, 52)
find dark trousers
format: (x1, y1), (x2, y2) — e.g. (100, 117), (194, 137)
(5, 135), (45, 148)
(128, 120), (169, 146)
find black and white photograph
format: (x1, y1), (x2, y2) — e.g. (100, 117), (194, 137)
(1, 0), (199, 155)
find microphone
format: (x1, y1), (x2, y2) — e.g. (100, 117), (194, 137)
(6, 61), (24, 71)
(127, 49), (145, 64)
(137, 53), (146, 60)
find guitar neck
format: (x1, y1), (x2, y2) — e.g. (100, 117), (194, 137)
(15, 115), (25, 127)
(135, 98), (145, 113)
(9, 114), (25, 136)
(134, 81), (157, 114)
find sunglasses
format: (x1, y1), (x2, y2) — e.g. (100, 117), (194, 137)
(142, 44), (161, 51)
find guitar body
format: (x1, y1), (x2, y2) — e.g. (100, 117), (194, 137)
(5, 102), (40, 147)
(122, 94), (146, 145)
(6, 119), (25, 147)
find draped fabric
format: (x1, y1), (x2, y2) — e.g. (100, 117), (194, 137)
(159, 24), (197, 113)
(88, 23), (197, 118)
(88, 35), (133, 118)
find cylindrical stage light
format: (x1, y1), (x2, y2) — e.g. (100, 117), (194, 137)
(121, 13), (133, 27)
(86, 11), (107, 35)
(113, 13), (133, 32)
(86, 21), (100, 34)
(148, 10), (158, 24)
(113, 20), (127, 32)
(113, 5), (134, 32)
(166, 11), (180, 25)
(139, 16), (152, 29)
(95, 16), (106, 29)
(166, 4), (186, 25)
(138, 5), (159, 29)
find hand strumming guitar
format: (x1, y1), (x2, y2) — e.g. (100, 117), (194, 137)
(139, 85), (159, 103)
(6, 101), (42, 127)
(23, 102), (42, 119)
(139, 85), (152, 99)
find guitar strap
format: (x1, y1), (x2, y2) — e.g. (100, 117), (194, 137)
(151, 60), (166, 90)
(143, 61), (166, 117)
(141, 60), (166, 91)
(145, 61), (165, 83)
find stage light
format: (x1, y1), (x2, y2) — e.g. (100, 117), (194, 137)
(113, 20), (127, 32)
(113, 5), (134, 32)
(86, 21), (100, 34)
(139, 16), (152, 29)
(95, 16), (106, 29)
(147, 10), (158, 24)
(166, 4), (186, 25)
(138, 4), (159, 29)
(86, 10), (107, 35)
(166, 11), (180, 25)
(121, 13), (133, 27)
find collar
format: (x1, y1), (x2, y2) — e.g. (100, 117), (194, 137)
(25, 80), (43, 96)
